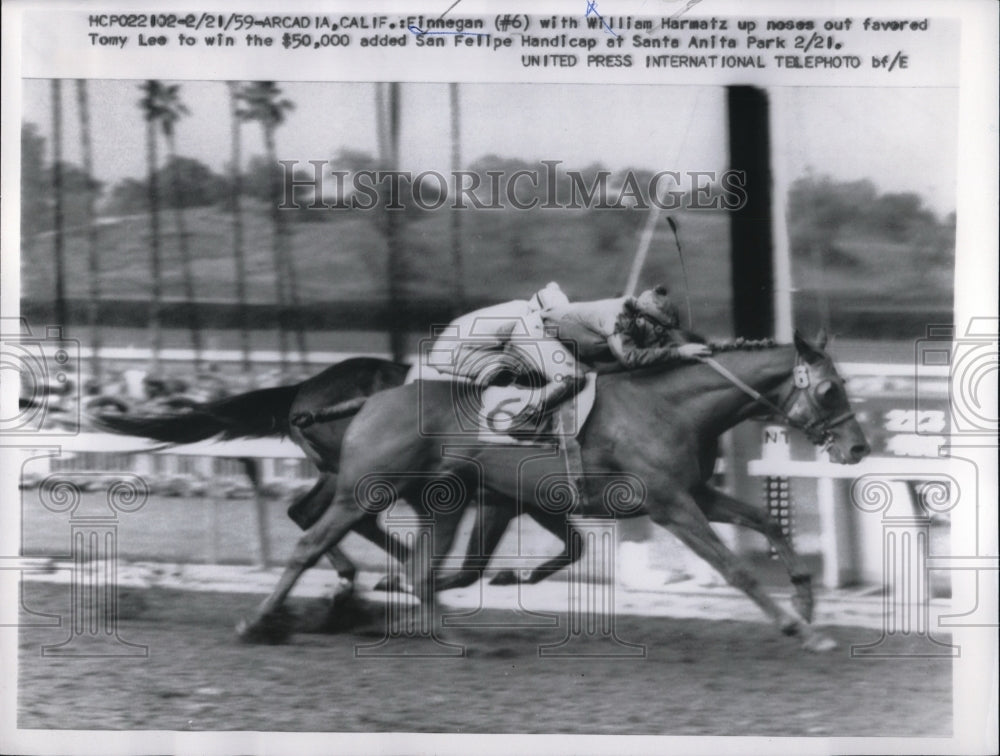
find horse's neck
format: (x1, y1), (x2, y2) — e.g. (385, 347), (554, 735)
(674, 346), (795, 437)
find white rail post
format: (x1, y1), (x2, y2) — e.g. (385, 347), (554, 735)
(815, 448), (860, 589)
(251, 476), (271, 568)
(761, 424), (793, 559)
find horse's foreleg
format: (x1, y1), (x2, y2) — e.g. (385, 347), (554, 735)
(693, 484), (815, 623)
(436, 499), (513, 591)
(237, 499), (368, 644)
(409, 497), (468, 599)
(648, 491), (835, 651)
(492, 507), (580, 585)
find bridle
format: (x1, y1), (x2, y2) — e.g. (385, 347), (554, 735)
(697, 354), (856, 447)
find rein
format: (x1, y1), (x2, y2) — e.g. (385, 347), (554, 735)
(696, 354), (855, 446)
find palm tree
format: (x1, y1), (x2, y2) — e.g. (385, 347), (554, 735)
(379, 82), (406, 362)
(449, 83), (465, 316)
(138, 81), (165, 374)
(227, 82), (252, 375)
(142, 81), (202, 371)
(75, 80), (102, 386)
(374, 83), (388, 167)
(51, 80), (66, 330)
(237, 82), (305, 375)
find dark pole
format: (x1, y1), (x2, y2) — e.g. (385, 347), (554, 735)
(227, 82), (252, 375)
(76, 80), (101, 384)
(726, 86), (774, 339)
(51, 80), (66, 329)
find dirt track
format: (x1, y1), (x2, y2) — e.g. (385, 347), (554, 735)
(18, 582), (951, 735)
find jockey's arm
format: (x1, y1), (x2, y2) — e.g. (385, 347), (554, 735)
(608, 332), (682, 369)
(607, 332), (710, 369)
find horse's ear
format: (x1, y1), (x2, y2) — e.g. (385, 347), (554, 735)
(815, 328), (828, 350)
(794, 330), (823, 364)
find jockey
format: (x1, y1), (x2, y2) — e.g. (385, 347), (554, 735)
(541, 284), (711, 371)
(420, 281), (573, 390)
(422, 282), (710, 425)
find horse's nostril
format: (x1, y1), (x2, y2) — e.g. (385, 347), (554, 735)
(851, 443), (870, 459)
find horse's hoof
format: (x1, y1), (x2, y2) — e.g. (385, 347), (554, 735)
(330, 577), (354, 603)
(489, 570), (521, 586)
(373, 575), (413, 593)
(780, 619), (800, 637)
(235, 608), (295, 645)
(802, 632), (837, 653)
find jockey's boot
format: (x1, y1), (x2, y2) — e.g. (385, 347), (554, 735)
(560, 431), (589, 514)
(509, 373), (587, 441)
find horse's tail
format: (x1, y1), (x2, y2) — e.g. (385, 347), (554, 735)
(93, 384), (300, 444)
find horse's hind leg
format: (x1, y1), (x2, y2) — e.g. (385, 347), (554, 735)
(373, 502), (469, 593)
(693, 484), (815, 623)
(648, 490), (835, 651)
(288, 473), (413, 590)
(406, 488), (470, 598)
(353, 516), (412, 564)
(287, 473), (359, 582)
(238, 496), (369, 644)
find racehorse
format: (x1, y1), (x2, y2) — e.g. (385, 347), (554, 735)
(93, 356), (569, 591)
(237, 331), (870, 651)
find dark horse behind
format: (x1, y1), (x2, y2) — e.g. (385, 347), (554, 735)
(93, 358), (414, 583)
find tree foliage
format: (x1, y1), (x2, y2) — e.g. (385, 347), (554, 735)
(787, 173), (950, 264)
(104, 157), (227, 215)
(21, 123), (105, 237)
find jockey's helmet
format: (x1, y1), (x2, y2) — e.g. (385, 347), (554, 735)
(528, 282), (570, 312)
(635, 285), (680, 327)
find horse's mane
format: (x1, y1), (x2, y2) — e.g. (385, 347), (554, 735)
(610, 337), (786, 382)
(705, 337), (779, 352)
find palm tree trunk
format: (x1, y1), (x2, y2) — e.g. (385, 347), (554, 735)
(449, 83), (465, 316)
(167, 133), (203, 371)
(227, 83), (252, 376)
(267, 129), (308, 372)
(264, 126), (290, 374)
(385, 82), (406, 362)
(75, 80), (102, 386)
(146, 118), (163, 374)
(280, 228), (309, 373)
(374, 83), (387, 165)
(51, 80), (67, 330)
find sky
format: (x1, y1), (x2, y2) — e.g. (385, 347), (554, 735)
(20, 80), (958, 215)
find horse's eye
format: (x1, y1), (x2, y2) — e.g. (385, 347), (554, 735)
(815, 380), (840, 406)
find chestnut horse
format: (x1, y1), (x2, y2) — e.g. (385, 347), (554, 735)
(237, 331), (870, 651)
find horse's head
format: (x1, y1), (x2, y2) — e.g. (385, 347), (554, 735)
(785, 330), (871, 464)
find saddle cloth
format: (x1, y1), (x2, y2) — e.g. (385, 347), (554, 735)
(476, 372), (596, 444)
(405, 363), (597, 444)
